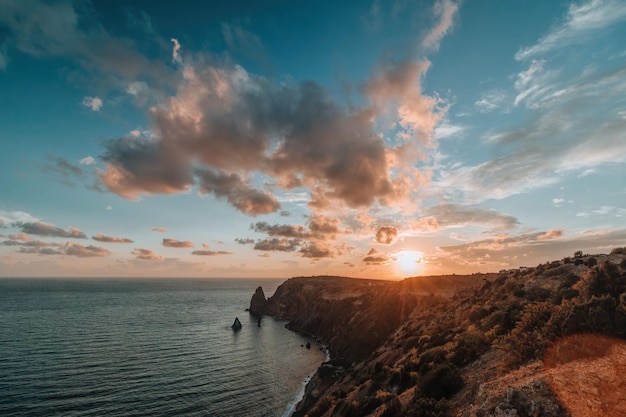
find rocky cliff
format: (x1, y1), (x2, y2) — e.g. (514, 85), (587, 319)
(253, 250), (626, 417)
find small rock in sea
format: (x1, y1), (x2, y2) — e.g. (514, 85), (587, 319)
(231, 317), (242, 330)
(301, 344), (304, 347)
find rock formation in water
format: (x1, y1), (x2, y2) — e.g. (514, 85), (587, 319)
(249, 286), (268, 317)
(231, 317), (242, 330)
(252, 250), (626, 417)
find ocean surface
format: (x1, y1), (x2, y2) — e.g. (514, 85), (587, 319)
(0, 278), (327, 417)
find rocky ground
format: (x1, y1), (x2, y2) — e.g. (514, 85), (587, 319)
(251, 250), (626, 417)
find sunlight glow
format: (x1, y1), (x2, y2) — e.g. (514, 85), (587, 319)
(394, 250), (424, 276)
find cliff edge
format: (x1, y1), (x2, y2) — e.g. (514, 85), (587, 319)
(253, 250), (626, 417)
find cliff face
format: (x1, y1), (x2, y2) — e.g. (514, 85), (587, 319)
(248, 286), (268, 316)
(252, 250), (626, 417)
(257, 275), (488, 362)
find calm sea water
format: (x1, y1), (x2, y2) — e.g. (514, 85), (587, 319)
(0, 278), (326, 417)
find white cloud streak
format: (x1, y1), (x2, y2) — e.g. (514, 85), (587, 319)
(515, 0), (626, 60)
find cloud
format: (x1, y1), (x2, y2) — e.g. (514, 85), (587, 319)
(92, 233), (133, 243)
(151, 227), (167, 233)
(363, 248), (389, 265)
(0, 210), (38, 224)
(42, 154), (84, 185)
(253, 238), (301, 252)
(253, 222), (308, 239)
(537, 229), (564, 240)
(19, 247), (63, 255)
(300, 242), (333, 259)
(8, 233), (30, 242)
(3, 239), (51, 247)
(191, 249), (233, 256)
(515, 0), (626, 60)
(162, 238), (194, 248)
(10, 241), (109, 257)
(0, 0), (176, 89)
(221, 23), (268, 68)
(80, 156), (95, 165)
(365, 60), (442, 147)
(375, 226), (398, 244)
(409, 217), (439, 232)
(196, 169), (280, 216)
(16, 221), (86, 239)
(99, 54), (437, 213)
(82, 96), (103, 111)
(64, 242), (110, 257)
(421, 0), (460, 52)
(475, 90), (508, 113)
(132, 248), (164, 261)
(425, 204), (519, 230)
(235, 237), (255, 245)
(171, 38), (182, 65)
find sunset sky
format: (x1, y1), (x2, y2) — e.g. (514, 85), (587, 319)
(1, 0), (625, 278)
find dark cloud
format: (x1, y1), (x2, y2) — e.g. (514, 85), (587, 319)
(100, 135), (193, 199)
(375, 226), (398, 244)
(162, 238), (194, 248)
(15, 242), (109, 257)
(191, 250), (233, 256)
(196, 169), (280, 216)
(252, 215), (341, 241)
(132, 248), (163, 261)
(308, 215), (341, 237)
(19, 247), (63, 255)
(300, 242), (333, 259)
(253, 238), (301, 252)
(98, 63), (408, 213)
(235, 237), (255, 245)
(253, 222), (308, 238)
(16, 221), (86, 239)
(3, 239), (52, 247)
(92, 233), (133, 243)
(363, 248), (388, 265)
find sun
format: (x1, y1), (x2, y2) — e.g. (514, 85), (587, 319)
(395, 250), (424, 276)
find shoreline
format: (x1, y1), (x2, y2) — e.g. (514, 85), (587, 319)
(281, 342), (330, 417)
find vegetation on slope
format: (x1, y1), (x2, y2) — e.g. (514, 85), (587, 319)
(266, 248), (626, 417)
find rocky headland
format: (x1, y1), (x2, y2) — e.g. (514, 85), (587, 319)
(251, 249), (626, 417)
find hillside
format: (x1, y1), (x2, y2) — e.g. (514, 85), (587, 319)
(251, 249), (626, 417)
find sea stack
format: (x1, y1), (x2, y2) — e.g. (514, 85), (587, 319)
(231, 317), (242, 330)
(249, 286), (268, 317)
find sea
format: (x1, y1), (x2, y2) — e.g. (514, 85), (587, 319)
(0, 278), (327, 417)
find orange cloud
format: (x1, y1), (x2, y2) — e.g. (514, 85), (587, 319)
(538, 229), (564, 240)
(375, 226), (398, 245)
(363, 248), (388, 265)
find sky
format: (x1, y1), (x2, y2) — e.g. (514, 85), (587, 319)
(1, 0), (625, 279)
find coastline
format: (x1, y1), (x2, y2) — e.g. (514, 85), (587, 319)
(282, 342), (330, 417)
